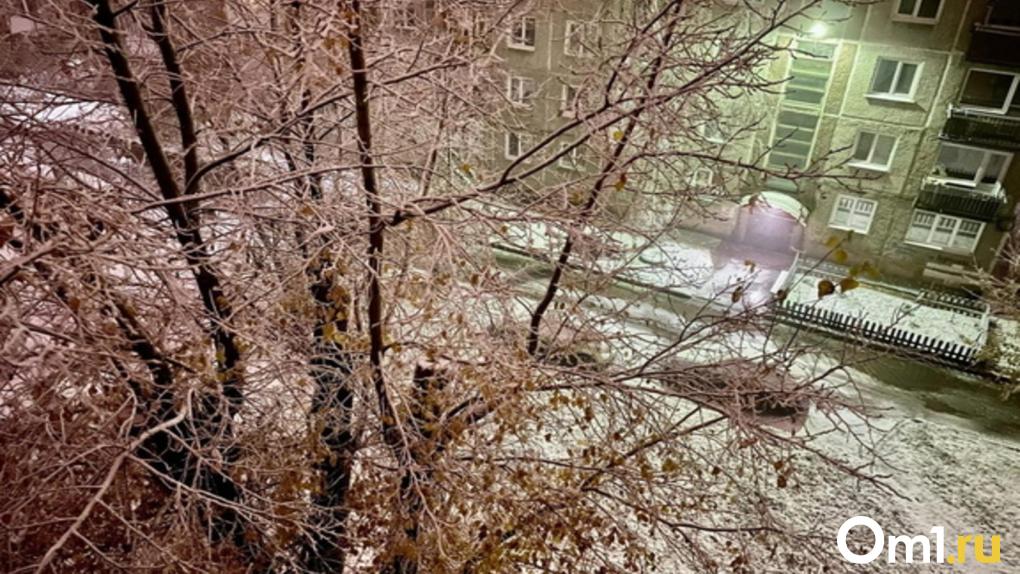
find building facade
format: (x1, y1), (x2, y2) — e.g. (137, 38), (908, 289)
(773, 0), (1020, 286)
(488, 0), (1020, 288)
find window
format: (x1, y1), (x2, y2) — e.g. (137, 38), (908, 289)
(507, 76), (535, 106)
(934, 143), (1011, 189)
(699, 121), (727, 144)
(508, 16), (536, 50)
(869, 59), (920, 100)
(561, 84), (579, 117)
(505, 132), (527, 159)
(960, 69), (1020, 115)
(785, 40), (837, 106)
(986, 5), (1020, 29)
(558, 143), (580, 169)
(768, 109), (820, 170)
(849, 131), (896, 171)
(893, 0), (942, 22)
(905, 210), (983, 252)
(829, 195), (877, 233)
(564, 21), (596, 57)
(689, 167), (714, 187)
(394, 4), (417, 29)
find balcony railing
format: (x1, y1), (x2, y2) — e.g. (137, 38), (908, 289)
(967, 24), (1020, 67)
(914, 178), (1005, 222)
(941, 105), (1020, 150)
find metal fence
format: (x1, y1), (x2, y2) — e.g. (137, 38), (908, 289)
(777, 299), (981, 365)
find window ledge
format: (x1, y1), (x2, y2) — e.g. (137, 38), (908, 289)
(866, 93), (916, 104)
(847, 161), (890, 173)
(829, 223), (870, 235)
(957, 104), (1010, 116)
(891, 15), (938, 25)
(903, 240), (975, 255)
(506, 43), (536, 52)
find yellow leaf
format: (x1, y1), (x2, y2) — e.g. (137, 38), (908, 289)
(839, 277), (860, 293)
(612, 130), (624, 141)
(731, 286), (744, 303)
(459, 163), (472, 174)
(817, 279), (835, 298)
(824, 235), (840, 249)
(832, 248), (848, 264)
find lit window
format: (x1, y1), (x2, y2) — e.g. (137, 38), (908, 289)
(559, 85), (579, 118)
(905, 210), (983, 252)
(869, 59), (920, 100)
(505, 132), (527, 159)
(960, 69), (1020, 115)
(689, 167), (714, 187)
(933, 143), (1011, 189)
(849, 131), (896, 171)
(564, 21), (596, 57)
(507, 76), (535, 106)
(894, 0), (941, 22)
(558, 143), (580, 170)
(829, 195), (877, 233)
(508, 16), (536, 50)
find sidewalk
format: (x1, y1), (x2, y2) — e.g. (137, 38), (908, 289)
(493, 220), (996, 368)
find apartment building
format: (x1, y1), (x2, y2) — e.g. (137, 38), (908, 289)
(489, 0), (1020, 287)
(489, 0), (621, 198)
(712, 0), (1020, 286)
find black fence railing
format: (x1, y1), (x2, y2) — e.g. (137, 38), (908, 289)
(776, 300), (982, 365)
(914, 179), (1005, 222)
(942, 106), (1020, 151)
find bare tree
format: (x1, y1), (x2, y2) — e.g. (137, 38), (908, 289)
(0, 0), (882, 572)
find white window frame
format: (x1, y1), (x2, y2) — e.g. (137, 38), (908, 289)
(932, 142), (1012, 190)
(507, 16), (536, 51)
(892, 0), (943, 24)
(561, 84), (578, 117)
(689, 167), (714, 187)
(959, 68), (1020, 115)
(984, 5), (1020, 30)
(829, 195), (877, 234)
(507, 75), (534, 107)
(904, 210), (984, 253)
(505, 132), (527, 160)
(394, 4), (417, 29)
(868, 58), (922, 102)
(848, 131), (897, 172)
(698, 121), (727, 144)
(558, 143), (580, 170)
(564, 21), (597, 57)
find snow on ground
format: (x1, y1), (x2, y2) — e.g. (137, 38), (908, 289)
(509, 272), (1020, 571)
(785, 375), (1020, 572)
(785, 272), (988, 350)
(987, 318), (1020, 380)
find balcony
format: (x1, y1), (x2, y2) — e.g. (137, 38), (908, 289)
(914, 179), (1005, 222)
(967, 24), (1020, 67)
(941, 106), (1020, 150)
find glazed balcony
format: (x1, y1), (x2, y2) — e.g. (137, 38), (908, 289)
(967, 24), (1020, 67)
(941, 105), (1020, 151)
(914, 178), (1006, 222)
